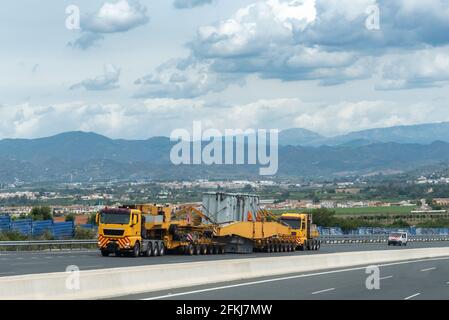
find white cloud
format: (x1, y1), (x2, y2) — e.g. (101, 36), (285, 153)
(376, 48), (449, 90)
(134, 59), (243, 98)
(0, 98), (445, 139)
(136, 0), (449, 98)
(68, 33), (105, 50)
(173, 0), (214, 9)
(70, 0), (149, 50)
(70, 64), (121, 91)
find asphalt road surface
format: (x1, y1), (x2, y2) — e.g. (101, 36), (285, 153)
(1, 241), (448, 277)
(118, 256), (449, 300)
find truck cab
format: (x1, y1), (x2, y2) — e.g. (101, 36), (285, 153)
(96, 205), (167, 257)
(279, 213), (321, 250)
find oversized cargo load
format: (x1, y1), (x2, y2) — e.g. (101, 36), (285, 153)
(96, 193), (321, 257)
(202, 192), (260, 223)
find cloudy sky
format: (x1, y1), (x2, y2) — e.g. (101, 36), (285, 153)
(1, 0), (449, 139)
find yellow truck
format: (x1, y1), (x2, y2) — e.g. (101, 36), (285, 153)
(96, 204), (226, 257)
(96, 202), (321, 257)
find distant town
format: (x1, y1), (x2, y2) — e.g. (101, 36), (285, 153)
(2, 174), (449, 229)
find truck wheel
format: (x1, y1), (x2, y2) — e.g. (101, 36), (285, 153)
(154, 243), (160, 256)
(317, 241), (321, 250)
(159, 243), (165, 256)
(132, 242), (140, 258)
(201, 245), (207, 255)
(145, 243), (153, 257)
(219, 246), (225, 254)
(101, 250), (109, 257)
(115, 251), (122, 257)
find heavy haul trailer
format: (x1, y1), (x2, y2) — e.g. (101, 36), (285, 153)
(96, 204), (226, 257)
(96, 202), (321, 257)
(215, 210), (321, 253)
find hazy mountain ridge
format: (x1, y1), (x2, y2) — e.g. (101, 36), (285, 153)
(2, 125), (449, 182)
(280, 122), (449, 146)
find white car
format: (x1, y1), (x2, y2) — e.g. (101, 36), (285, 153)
(388, 232), (408, 246)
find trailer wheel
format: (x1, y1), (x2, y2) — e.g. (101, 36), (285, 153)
(186, 244), (194, 255)
(317, 241), (321, 250)
(207, 245), (213, 255)
(159, 242), (165, 256)
(219, 246), (225, 254)
(194, 245), (200, 255)
(132, 242), (140, 258)
(200, 245), (207, 255)
(101, 250), (109, 257)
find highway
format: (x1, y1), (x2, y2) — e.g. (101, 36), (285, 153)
(118, 256), (449, 300)
(1, 241), (448, 277)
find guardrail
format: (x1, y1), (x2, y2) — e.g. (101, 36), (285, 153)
(0, 240), (97, 251)
(1, 235), (449, 252)
(319, 234), (449, 244)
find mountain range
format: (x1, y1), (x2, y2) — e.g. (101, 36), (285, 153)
(2, 122), (449, 182)
(279, 122), (449, 146)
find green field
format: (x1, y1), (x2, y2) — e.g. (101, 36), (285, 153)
(271, 205), (417, 216)
(333, 206), (417, 216)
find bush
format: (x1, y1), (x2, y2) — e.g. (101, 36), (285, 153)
(311, 208), (338, 227)
(416, 219), (449, 228)
(0, 230), (29, 241)
(30, 206), (52, 221)
(88, 213), (98, 225)
(74, 227), (97, 240)
(390, 219), (410, 228)
(34, 230), (55, 241)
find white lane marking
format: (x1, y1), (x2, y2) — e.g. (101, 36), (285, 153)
(311, 288), (335, 295)
(142, 256), (449, 300)
(420, 267), (436, 272)
(404, 293), (421, 300)
(380, 276), (393, 280)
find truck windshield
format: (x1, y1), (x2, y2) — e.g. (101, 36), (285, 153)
(280, 218), (301, 229)
(100, 212), (130, 225)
